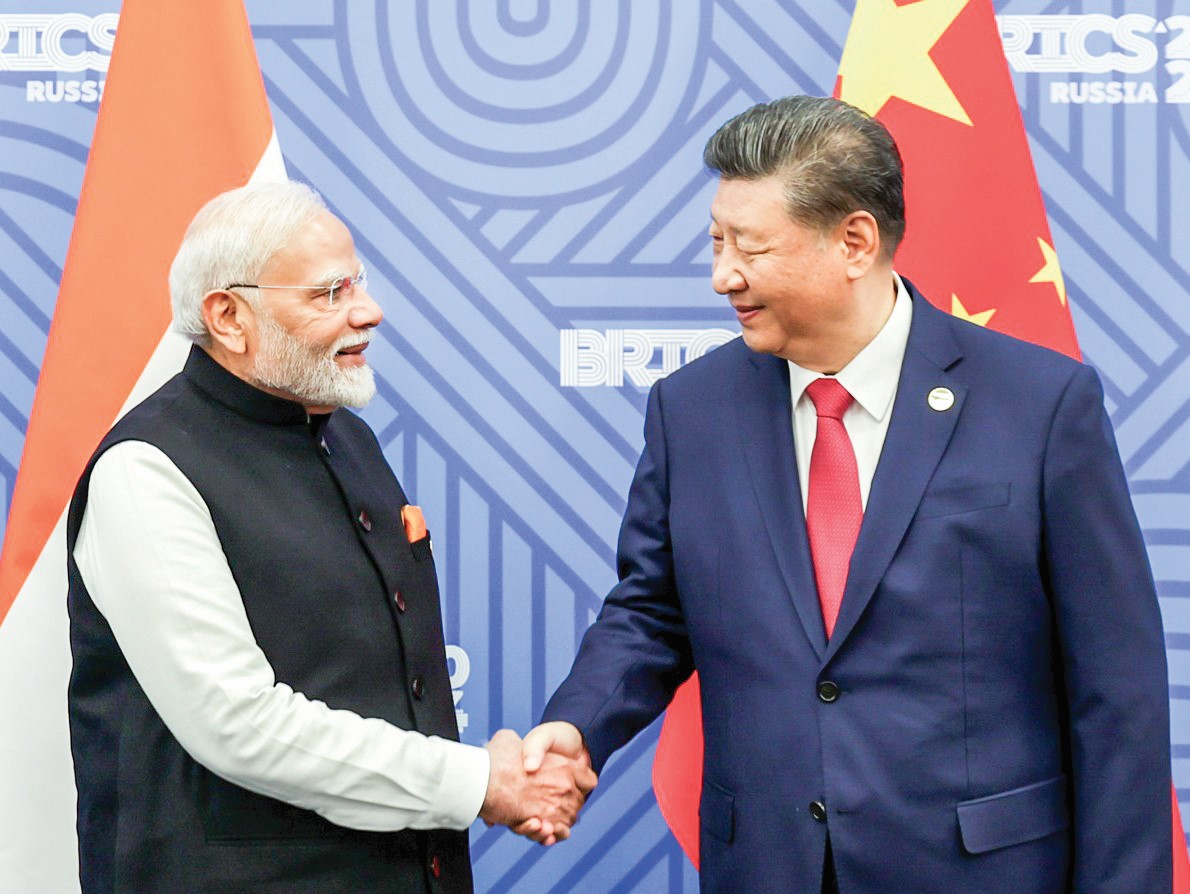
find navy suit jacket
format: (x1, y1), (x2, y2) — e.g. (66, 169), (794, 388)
(543, 286), (1171, 893)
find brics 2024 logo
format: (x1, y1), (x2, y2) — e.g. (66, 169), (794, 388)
(445, 645), (470, 735)
(560, 329), (737, 388)
(999, 14), (1190, 104)
(1, 13), (117, 103)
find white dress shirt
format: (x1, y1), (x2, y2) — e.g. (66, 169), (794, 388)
(787, 273), (913, 512)
(73, 439), (491, 832)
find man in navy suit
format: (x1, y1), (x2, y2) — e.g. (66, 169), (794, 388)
(522, 96), (1172, 892)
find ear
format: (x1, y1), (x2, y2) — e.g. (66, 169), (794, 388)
(837, 211), (882, 281)
(201, 289), (253, 355)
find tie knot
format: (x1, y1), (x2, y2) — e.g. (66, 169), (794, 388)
(805, 378), (853, 419)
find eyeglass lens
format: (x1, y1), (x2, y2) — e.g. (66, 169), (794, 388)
(329, 268), (367, 305)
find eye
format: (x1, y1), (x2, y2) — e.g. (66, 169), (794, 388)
(319, 276), (345, 304)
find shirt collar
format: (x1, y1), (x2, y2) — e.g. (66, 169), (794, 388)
(787, 272), (912, 422)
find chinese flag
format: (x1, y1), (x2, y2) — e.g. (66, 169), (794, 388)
(0, 1), (283, 888)
(652, 1), (1190, 886)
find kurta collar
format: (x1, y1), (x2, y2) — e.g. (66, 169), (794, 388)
(183, 344), (311, 426)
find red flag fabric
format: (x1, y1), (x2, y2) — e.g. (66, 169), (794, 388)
(1178, 787), (1190, 893)
(652, 672), (704, 864)
(652, 0), (1189, 882)
(837, 0), (1078, 357)
(0, 2), (281, 888)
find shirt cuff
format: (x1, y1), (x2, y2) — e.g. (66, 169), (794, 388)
(425, 739), (491, 829)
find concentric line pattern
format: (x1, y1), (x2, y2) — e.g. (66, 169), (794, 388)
(0, 103), (88, 529)
(254, 3), (842, 888)
(0, 2), (1186, 891)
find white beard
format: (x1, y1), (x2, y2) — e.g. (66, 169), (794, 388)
(251, 312), (377, 408)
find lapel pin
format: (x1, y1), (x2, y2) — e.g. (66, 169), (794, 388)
(927, 387), (955, 412)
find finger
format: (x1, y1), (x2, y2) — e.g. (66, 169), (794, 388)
(510, 817), (548, 839)
(511, 818), (545, 841)
(523, 819), (557, 846)
(576, 766), (599, 794)
(553, 824), (571, 841)
(520, 829), (552, 845)
(551, 805), (578, 828)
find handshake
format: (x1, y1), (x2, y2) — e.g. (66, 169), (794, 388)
(478, 721), (597, 846)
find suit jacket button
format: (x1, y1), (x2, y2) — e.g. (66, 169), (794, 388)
(394, 590), (406, 612)
(817, 681), (840, 703)
(357, 509), (372, 532)
(809, 800), (828, 822)
(411, 676), (425, 699)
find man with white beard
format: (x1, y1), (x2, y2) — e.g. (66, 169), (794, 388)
(65, 182), (594, 894)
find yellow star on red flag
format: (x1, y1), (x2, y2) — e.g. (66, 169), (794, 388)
(1029, 237), (1067, 306)
(950, 294), (996, 327)
(838, 0), (972, 125)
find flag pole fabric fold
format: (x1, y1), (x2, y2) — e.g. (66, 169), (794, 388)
(0, 2), (279, 888)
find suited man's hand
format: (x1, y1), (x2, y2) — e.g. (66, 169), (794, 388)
(510, 722), (597, 844)
(521, 721), (588, 772)
(479, 728), (596, 846)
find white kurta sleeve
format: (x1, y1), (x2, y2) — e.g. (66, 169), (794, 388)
(73, 439), (490, 832)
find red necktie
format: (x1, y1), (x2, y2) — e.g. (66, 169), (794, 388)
(804, 379), (863, 639)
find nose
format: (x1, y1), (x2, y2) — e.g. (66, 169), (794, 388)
(711, 248), (745, 295)
(349, 284), (383, 329)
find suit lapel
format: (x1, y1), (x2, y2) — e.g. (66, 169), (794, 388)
(824, 292), (966, 661)
(732, 350), (827, 658)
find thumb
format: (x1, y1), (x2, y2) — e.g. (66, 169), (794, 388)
(522, 725), (556, 773)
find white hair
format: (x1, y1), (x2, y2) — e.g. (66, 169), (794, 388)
(168, 180), (326, 345)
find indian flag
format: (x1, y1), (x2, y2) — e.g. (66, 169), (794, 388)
(0, 1), (282, 889)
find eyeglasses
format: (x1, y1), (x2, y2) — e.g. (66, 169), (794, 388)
(226, 267), (368, 306)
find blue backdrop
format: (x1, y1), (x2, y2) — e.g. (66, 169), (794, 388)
(0, 2), (1186, 891)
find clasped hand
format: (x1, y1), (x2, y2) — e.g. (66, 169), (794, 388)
(479, 721), (596, 846)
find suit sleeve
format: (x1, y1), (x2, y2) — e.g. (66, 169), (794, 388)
(541, 381), (695, 771)
(1042, 364), (1172, 891)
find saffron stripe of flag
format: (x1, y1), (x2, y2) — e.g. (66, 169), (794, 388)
(652, 2), (1190, 887)
(0, 1), (282, 888)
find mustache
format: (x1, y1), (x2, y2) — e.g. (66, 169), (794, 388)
(332, 332), (372, 352)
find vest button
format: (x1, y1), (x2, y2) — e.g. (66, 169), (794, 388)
(394, 590), (406, 612)
(809, 800), (827, 822)
(411, 676), (425, 699)
(817, 680), (840, 703)
(430, 854), (441, 878)
(357, 509), (372, 532)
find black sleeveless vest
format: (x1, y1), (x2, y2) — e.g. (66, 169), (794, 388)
(67, 346), (472, 893)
